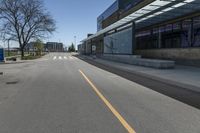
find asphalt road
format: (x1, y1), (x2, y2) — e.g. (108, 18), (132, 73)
(77, 56), (200, 109)
(0, 53), (200, 133)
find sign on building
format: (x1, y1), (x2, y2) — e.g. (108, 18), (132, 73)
(0, 48), (4, 62)
(92, 45), (96, 52)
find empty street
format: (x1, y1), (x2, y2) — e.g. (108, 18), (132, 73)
(0, 53), (200, 133)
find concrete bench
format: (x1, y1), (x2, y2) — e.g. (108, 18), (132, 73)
(101, 54), (141, 62)
(101, 54), (175, 69)
(131, 58), (175, 69)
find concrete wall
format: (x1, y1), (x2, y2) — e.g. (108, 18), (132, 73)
(135, 48), (200, 66)
(101, 54), (174, 69)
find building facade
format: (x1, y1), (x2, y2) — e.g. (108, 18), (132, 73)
(26, 42), (65, 53)
(97, 0), (144, 31)
(25, 42), (35, 52)
(45, 42), (64, 52)
(81, 0), (200, 66)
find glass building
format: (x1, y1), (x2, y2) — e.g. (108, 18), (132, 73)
(80, 0), (200, 66)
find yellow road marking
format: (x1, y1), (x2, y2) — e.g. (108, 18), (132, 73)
(79, 69), (136, 133)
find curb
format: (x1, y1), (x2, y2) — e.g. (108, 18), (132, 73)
(0, 61), (26, 65)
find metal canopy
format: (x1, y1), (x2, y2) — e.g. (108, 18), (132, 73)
(83, 0), (200, 42)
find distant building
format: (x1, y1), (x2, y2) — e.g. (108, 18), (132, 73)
(45, 42), (64, 52)
(64, 47), (68, 52)
(25, 42), (64, 52)
(25, 42), (35, 52)
(4, 47), (20, 52)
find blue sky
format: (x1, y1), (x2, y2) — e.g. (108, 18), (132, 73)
(43, 0), (115, 47)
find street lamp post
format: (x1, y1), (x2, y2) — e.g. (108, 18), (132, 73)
(7, 38), (11, 57)
(74, 36), (76, 51)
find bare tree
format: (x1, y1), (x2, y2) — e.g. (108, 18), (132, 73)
(0, 0), (56, 58)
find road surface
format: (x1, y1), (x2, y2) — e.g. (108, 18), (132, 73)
(0, 53), (200, 133)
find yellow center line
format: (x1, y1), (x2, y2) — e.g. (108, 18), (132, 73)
(79, 69), (137, 133)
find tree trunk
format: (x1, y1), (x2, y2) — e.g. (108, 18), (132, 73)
(21, 48), (24, 59)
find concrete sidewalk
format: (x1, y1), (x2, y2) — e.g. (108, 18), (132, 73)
(0, 54), (49, 65)
(80, 55), (200, 93)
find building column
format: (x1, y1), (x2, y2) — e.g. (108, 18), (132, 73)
(132, 22), (136, 55)
(158, 27), (162, 48)
(103, 33), (107, 55)
(190, 18), (194, 47)
(90, 40), (93, 55)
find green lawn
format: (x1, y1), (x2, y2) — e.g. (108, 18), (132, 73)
(4, 51), (19, 57)
(4, 51), (30, 57)
(22, 55), (41, 60)
(4, 51), (46, 60)
(21, 53), (46, 60)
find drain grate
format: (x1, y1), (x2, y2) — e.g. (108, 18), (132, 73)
(0, 72), (3, 75)
(6, 81), (18, 85)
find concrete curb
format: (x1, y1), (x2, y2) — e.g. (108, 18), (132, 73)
(0, 61), (26, 65)
(81, 55), (200, 94)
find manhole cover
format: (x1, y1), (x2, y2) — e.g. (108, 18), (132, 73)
(6, 81), (18, 85)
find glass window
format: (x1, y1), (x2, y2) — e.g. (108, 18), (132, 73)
(142, 30), (151, 36)
(152, 39), (158, 48)
(181, 19), (191, 47)
(181, 34), (189, 48)
(104, 27), (132, 54)
(153, 27), (159, 34)
(136, 30), (150, 37)
(136, 16), (200, 49)
(193, 28), (200, 47)
(193, 16), (200, 28)
(173, 22), (181, 31)
(159, 26), (165, 33)
(136, 31), (142, 37)
(193, 16), (200, 47)
(165, 24), (172, 32)
(182, 19), (192, 29)
(172, 37), (181, 48)
(163, 38), (172, 48)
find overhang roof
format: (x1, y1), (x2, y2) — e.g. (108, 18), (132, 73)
(83, 0), (200, 42)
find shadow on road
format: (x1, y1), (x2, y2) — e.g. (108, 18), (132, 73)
(74, 55), (200, 110)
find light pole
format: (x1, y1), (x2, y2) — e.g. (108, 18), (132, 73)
(74, 36), (76, 51)
(7, 38), (11, 57)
